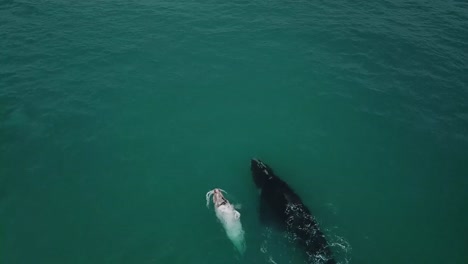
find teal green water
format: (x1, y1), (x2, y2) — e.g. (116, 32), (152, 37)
(1, 0), (468, 263)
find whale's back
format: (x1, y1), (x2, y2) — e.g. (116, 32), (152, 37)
(252, 159), (335, 264)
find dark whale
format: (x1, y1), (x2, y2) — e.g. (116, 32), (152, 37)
(251, 158), (336, 264)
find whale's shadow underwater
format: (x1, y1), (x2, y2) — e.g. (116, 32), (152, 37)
(250, 158), (336, 264)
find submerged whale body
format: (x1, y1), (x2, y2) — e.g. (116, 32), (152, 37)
(250, 159), (336, 264)
(206, 188), (246, 254)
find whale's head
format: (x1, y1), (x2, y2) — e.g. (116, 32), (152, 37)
(250, 158), (274, 188)
(213, 188), (229, 207)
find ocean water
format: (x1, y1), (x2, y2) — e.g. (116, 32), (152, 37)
(1, 0), (467, 263)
